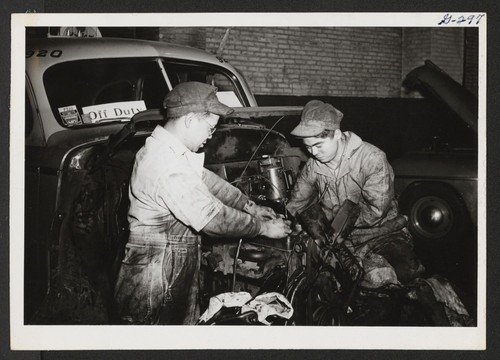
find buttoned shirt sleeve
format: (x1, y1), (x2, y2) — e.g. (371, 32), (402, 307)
(357, 151), (395, 227)
(286, 160), (318, 216)
(154, 161), (263, 237)
(154, 163), (223, 232)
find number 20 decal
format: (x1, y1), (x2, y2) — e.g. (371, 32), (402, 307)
(26, 50), (63, 58)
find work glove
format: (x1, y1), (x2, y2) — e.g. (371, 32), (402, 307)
(296, 203), (330, 244)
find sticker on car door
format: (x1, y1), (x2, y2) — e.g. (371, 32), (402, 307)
(58, 105), (83, 127)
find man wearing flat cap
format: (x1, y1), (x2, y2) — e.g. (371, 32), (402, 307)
(287, 100), (425, 288)
(114, 82), (291, 325)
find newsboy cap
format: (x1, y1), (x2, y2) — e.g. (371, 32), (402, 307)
(163, 82), (234, 118)
(290, 100), (344, 137)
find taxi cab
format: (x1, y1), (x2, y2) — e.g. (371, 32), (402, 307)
(24, 33), (261, 323)
(25, 35), (257, 146)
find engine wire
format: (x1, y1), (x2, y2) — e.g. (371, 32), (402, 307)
(238, 116), (285, 179)
(231, 238), (243, 292)
(230, 117), (290, 298)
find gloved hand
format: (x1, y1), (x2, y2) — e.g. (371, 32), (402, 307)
(243, 200), (278, 220)
(296, 203), (329, 246)
(260, 218), (292, 239)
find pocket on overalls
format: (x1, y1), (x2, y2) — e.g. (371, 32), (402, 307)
(164, 243), (199, 304)
(115, 243), (166, 324)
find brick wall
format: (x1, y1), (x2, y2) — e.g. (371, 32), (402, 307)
(401, 27), (466, 98)
(402, 28), (432, 84)
(401, 28), (464, 86)
(159, 27), (206, 50)
(430, 28), (464, 83)
(158, 27), (470, 98)
(204, 27), (403, 97)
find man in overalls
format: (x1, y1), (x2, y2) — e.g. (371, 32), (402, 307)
(114, 82), (291, 325)
(286, 100), (472, 326)
(287, 100), (424, 287)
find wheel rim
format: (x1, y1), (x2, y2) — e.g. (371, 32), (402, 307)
(410, 195), (454, 239)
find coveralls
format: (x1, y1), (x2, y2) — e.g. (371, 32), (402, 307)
(114, 125), (262, 324)
(286, 131), (423, 286)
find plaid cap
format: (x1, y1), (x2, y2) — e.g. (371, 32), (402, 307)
(290, 100), (344, 137)
(163, 81), (234, 118)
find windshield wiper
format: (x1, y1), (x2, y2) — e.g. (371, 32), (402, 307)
(82, 116), (132, 125)
(92, 117), (131, 124)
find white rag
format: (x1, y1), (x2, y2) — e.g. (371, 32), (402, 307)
(198, 291), (294, 325)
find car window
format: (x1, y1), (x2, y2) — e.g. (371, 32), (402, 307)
(162, 61), (245, 107)
(42, 58), (245, 128)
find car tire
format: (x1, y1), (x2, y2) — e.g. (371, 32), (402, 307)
(399, 182), (470, 248)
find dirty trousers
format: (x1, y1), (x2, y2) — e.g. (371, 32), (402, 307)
(114, 234), (200, 325)
(351, 229), (425, 287)
(371, 237), (424, 284)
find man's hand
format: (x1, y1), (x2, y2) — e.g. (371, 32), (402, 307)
(243, 200), (278, 220)
(261, 218), (292, 239)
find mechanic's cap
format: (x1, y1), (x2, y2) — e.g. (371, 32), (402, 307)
(163, 81), (234, 118)
(290, 100), (344, 137)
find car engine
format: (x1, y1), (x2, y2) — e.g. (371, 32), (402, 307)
(200, 122), (306, 300)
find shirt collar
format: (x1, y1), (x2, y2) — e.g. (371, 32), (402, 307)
(338, 132), (360, 178)
(151, 125), (189, 156)
(151, 125), (205, 176)
(314, 131), (363, 179)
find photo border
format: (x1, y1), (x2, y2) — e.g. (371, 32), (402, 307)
(9, 11), (487, 351)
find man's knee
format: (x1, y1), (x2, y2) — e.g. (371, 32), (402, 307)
(395, 257), (425, 284)
(375, 241), (425, 284)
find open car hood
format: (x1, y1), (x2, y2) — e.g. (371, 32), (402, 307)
(90, 106), (304, 172)
(403, 60), (477, 133)
(230, 106), (303, 119)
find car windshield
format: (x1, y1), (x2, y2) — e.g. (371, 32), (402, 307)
(43, 58), (245, 128)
